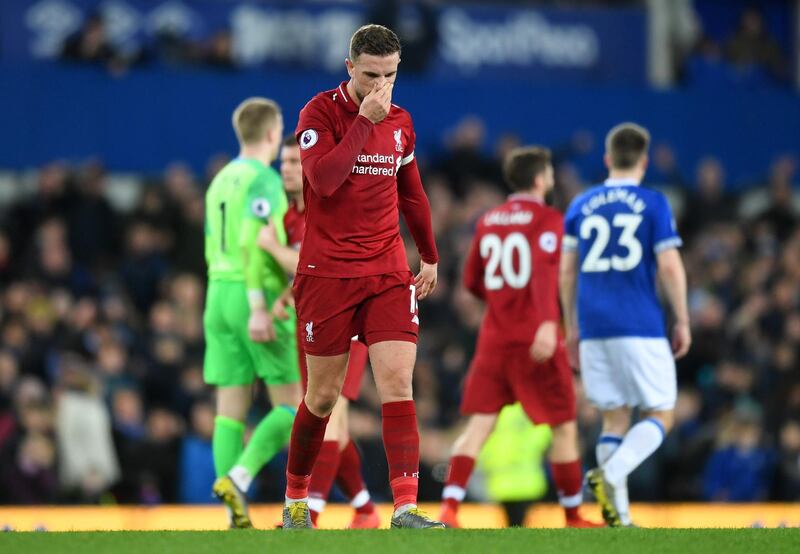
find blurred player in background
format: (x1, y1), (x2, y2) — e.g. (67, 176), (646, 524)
(281, 24), (442, 529)
(257, 135), (379, 529)
(203, 98), (302, 528)
(439, 147), (602, 529)
(560, 123), (691, 527)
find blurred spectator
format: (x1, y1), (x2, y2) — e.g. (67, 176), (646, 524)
(60, 14), (125, 72)
(753, 156), (798, 243)
(724, 7), (786, 83)
(649, 144), (687, 188)
(436, 116), (500, 194)
(1, 148), (800, 504)
(0, 230), (13, 285)
(171, 197), (207, 278)
(774, 419), (800, 500)
(680, 157), (737, 241)
(110, 387), (146, 503)
(138, 408), (183, 504)
(477, 404), (551, 526)
(33, 218), (95, 297)
(203, 30), (235, 69)
(178, 400), (216, 503)
(119, 223), (168, 314)
(0, 433), (58, 504)
(684, 36), (730, 87)
(55, 356), (120, 502)
(703, 410), (775, 502)
(6, 162), (74, 262)
(67, 162), (119, 271)
(367, 0), (438, 73)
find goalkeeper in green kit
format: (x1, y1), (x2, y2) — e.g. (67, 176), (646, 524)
(204, 97), (301, 528)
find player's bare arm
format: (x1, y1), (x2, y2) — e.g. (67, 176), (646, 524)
(258, 220), (300, 274)
(530, 320), (558, 363)
(656, 248), (691, 358)
(247, 298), (277, 343)
(415, 261), (438, 300)
(271, 287), (296, 321)
(242, 218), (278, 343)
(358, 81), (393, 124)
(243, 243), (277, 343)
(397, 143), (439, 300)
(559, 250), (580, 369)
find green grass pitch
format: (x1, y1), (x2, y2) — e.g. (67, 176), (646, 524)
(1, 529), (798, 554)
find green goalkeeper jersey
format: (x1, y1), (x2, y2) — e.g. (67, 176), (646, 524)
(205, 158), (289, 297)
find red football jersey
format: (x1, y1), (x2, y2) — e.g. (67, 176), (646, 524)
(284, 200), (305, 250)
(463, 194), (563, 351)
(295, 81), (437, 278)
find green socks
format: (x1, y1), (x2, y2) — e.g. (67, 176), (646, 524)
(228, 405), (296, 492)
(213, 415), (246, 478)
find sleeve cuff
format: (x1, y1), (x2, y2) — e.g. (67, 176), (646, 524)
(654, 236), (683, 253)
(562, 235), (577, 252)
(401, 151), (415, 166)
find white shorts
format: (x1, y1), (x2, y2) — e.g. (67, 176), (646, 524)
(580, 337), (677, 411)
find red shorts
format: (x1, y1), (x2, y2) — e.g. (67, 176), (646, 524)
(294, 272), (419, 357)
(460, 344), (576, 426)
(296, 330), (368, 402)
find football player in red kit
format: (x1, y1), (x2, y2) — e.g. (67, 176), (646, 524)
(281, 24), (442, 529)
(258, 135), (380, 529)
(439, 147), (602, 529)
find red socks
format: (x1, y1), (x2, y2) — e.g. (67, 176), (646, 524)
(336, 440), (375, 514)
(308, 440), (340, 523)
(285, 399), (330, 500)
(382, 400), (420, 510)
(288, 399), (420, 513)
(442, 455), (475, 511)
(550, 460), (584, 520)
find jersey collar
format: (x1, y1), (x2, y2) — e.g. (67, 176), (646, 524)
(336, 81), (359, 113)
(234, 156), (269, 172)
(604, 178), (640, 187)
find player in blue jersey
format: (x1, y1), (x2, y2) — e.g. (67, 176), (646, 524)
(559, 123), (691, 527)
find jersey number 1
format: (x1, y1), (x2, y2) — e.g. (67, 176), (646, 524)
(219, 202), (226, 252)
(480, 232), (531, 290)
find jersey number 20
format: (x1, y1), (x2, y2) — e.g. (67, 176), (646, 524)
(480, 232), (531, 290)
(580, 214), (642, 272)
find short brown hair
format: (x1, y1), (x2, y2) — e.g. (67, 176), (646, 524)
(232, 97), (281, 146)
(282, 134), (298, 148)
(349, 24), (401, 61)
(606, 122), (650, 170)
(503, 146), (552, 192)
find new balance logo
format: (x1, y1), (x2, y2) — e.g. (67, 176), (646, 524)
(306, 322), (314, 343)
(411, 315), (419, 325)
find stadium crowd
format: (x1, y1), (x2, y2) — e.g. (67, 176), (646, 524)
(57, 2), (792, 90)
(0, 121), (798, 507)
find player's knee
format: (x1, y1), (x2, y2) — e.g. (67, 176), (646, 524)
(216, 406), (246, 422)
(467, 415), (496, 438)
(602, 408), (631, 435)
(551, 421), (577, 444)
(643, 410), (674, 434)
(216, 390), (249, 421)
(375, 371), (413, 402)
(306, 387), (339, 416)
